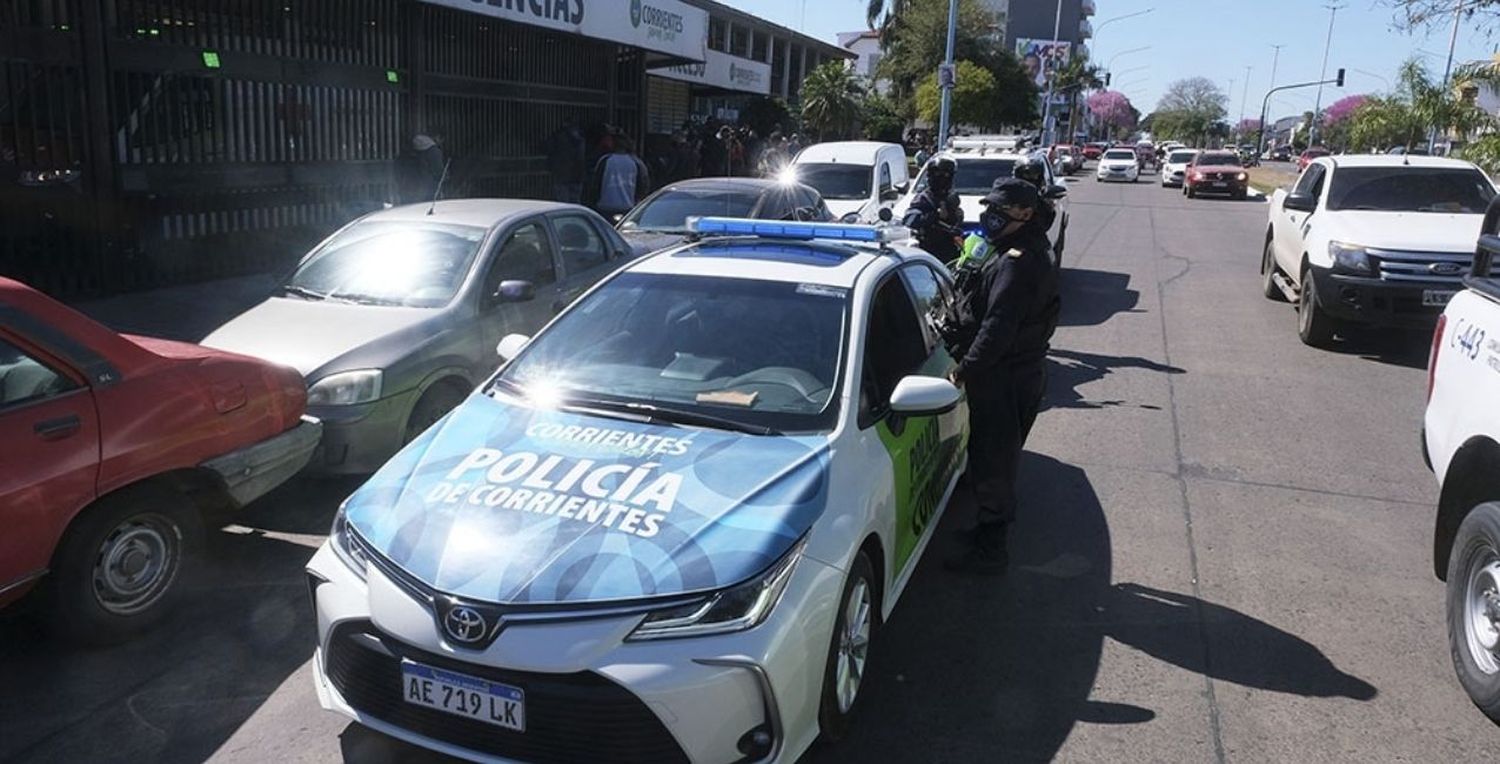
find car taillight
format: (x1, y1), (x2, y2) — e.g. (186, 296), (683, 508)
(1427, 313), (1447, 403)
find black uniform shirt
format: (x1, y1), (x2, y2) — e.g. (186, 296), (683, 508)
(957, 221), (1060, 377)
(904, 189), (964, 261)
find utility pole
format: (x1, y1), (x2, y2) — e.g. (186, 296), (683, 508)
(937, 0), (958, 150)
(1239, 65), (1253, 143)
(1311, 4), (1345, 145)
(1040, 0), (1065, 145)
(1269, 44), (1284, 90)
(1261, 45), (1284, 155)
(1430, 0), (1467, 153)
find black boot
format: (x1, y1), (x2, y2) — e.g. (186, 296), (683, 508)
(944, 521), (1009, 575)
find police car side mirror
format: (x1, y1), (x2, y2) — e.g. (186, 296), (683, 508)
(896, 180), (910, 194)
(494, 280), (536, 303)
(496, 333), (530, 360)
(1045, 184), (1068, 200)
(889, 375), (961, 416)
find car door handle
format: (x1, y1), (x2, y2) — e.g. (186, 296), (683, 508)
(33, 415), (81, 441)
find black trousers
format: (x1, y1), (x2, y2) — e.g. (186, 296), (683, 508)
(966, 361), (1047, 527)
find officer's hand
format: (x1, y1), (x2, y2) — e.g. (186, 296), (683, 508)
(948, 367), (964, 387)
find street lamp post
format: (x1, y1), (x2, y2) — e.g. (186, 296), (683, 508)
(1092, 7), (1155, 65)
(1041, 0), (1065, 145)
(1259, 45), (1284, 156)
(937, 0), (958, 150)
(1311, 3), (1346, 145)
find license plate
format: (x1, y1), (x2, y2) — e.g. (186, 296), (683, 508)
(1423, 290), (1457, 306)
(401, 659), (525, 732)
(1212, 181), (1228, 187)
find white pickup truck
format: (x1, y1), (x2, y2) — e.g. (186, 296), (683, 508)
(1423, 203), (1500, 722)
(1262, 155), (1496, 347)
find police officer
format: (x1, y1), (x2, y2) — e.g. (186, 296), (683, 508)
(1011, 156), (1057, 235)
(945, 178), (1061, 575)
(903, 157), (963, 262)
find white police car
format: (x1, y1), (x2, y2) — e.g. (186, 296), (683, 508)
(307, 218), (971, 762)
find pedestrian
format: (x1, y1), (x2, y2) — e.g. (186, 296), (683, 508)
(901, 157), (963, 262)
(542, 119), (585, 203)
(944, 178), (1061, 575)
(399, 133), (446, 204)
(588, 135), (651, 218)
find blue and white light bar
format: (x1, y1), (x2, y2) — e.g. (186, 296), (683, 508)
(687, 216), (910, 244)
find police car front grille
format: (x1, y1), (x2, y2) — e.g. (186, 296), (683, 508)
(325, 621), (689, 764)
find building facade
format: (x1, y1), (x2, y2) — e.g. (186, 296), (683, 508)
(987, 0), (1094, 56)
(0, 0), (843, 298)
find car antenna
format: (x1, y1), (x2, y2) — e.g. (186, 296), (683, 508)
(427, 159), (452, 216)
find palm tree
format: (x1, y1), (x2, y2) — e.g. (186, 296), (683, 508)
(866, 0), (909, 32)
(1051, 54), (1104, 141)
(801, 61), (866, 140)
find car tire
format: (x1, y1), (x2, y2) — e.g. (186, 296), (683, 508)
(405, 381), (469, 444)
(1186, 184), (1196, 198)
(1261, 240), (1286, 301)
(1446, 501), (1500, 722)
(1233, 189), (1248, 201)
(44, 483), (201, 645)
(1297, 266), (1339, 347)
(817, 551), (878, 743)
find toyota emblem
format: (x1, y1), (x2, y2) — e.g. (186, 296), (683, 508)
(444, 605), (488, 644)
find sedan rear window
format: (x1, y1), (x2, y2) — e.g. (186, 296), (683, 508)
(622, 188), (761, 233)
(1196, 153), (1240, 166)
(1326, 167), (1496, 213)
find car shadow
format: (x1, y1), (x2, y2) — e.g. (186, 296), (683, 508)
(810, 452), (1376, 763)
(1057, 269), (1142, 328)
(1326, 326), (1432, 370)
(0, 479), (337, 764)
(1045, 348), (1184, 411)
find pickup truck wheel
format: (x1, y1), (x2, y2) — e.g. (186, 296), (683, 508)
(1261, 241), (1286, 301)
(405, 381), (467, 444)
(45, 484), (201, 645)
(1296, 267), (1339, 347)
(1447, 502), (1500, 721)
(817, 551), (877, 743)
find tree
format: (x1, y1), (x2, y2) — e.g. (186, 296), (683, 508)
(1236, 117), (1263, 146)
(801, 61), (865, 140)
(865, 0), (910, 30)
(1387, 0), (1500, 31)
(1152, 77), (1229, 144)
(860, 92), (906, 142)
(1087, 90), (1136, 133)
(1053, 54), (1106, 138)
(1323, 94), (1369, 126)
(915, 60), (999, 130)
(739, 96), (791, 137)
(873, 0), (1035, 126)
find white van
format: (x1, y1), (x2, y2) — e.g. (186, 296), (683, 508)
(789, 141), (911, 222)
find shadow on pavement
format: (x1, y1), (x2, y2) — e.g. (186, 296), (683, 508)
(1057, 269), (1141, 328)
(1045, 347), (1183, 411)
(1328, 326), (1432, 370)
(0, 477), (342, 764)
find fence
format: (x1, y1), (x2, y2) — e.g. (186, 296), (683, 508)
(0, 0), (644, 298)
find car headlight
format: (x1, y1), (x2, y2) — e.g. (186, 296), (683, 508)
(329, 504), (369, 580)
(1237, 172), (1248, 181)
(1328, 241), (1373, 273)
(627, 540), (805, 641)
(307, 369), (382, 406)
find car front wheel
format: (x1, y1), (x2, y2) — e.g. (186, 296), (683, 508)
(1447, 502), (1500, 721)
(1261, 240), (1285, 301)
(44, 484), (201, 644)
(817, 551), (877, 742)
(1297, 266), (1339, 347)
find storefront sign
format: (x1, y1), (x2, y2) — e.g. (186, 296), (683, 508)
(651, 49), (771, 95)
(419, 0), (707, 61)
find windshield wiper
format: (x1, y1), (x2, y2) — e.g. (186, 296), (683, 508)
(487, 381), (779, 435)
(280, 285), (332, 301)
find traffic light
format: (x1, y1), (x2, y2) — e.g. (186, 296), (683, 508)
(1336, 68), (1345, 87)
(1105, 72), (1112, 87)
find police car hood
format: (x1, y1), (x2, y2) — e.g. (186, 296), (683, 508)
(343, 391), (832, 605)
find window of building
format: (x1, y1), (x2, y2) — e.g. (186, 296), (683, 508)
(730, 23), (749, 58)
(752, 30), (769, 62)
(709, 17), (727, 52)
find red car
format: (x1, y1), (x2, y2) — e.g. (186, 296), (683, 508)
(1082, 143), (1103, 160)
(1183, 150), (1250, 199)
(1298, 147), (1330, 171)
(0, 278), (320, 643)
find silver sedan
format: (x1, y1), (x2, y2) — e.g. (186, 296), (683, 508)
(203, 199), (631, 473)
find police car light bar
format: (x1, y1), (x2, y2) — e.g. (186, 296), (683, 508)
(687, 217), (910, 244)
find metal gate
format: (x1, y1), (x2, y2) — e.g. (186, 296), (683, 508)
(1, 0), (647, 299)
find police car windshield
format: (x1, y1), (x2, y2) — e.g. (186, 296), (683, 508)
(621, 188), (761, 232)
(497, 271), (847, 433)
(792, 163), (871, 200)
(1325, 167), (1496, 213)
(282, 221), (486, 307)
(917, 159), (1016, 196)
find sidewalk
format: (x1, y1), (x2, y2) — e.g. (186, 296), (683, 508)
(72, 274), (278, 342)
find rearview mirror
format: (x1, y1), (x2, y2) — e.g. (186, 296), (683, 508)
(895, 180), (910, 193)
(1283, 192), (1316, 212)
(496, 333), (530, 360)
(494, 279), (535, 303)
(880, 188), (902, 202)
(889, 375), (961, 416)
(1044, 184), (1068, 200)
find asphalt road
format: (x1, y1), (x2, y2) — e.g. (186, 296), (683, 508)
(4, 167), (1495, 763)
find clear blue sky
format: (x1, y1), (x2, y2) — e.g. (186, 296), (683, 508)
(732, 0), (1500, 123)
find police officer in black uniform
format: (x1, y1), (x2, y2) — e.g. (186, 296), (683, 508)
(902, 157), (963, 262)
(945, 178), (1061, 575)
(1010, 156), (1057, 235)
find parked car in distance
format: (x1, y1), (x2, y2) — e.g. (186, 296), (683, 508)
(1262, 155), (1497, 347)
(789, 141), (910, 223)
(1082, 143), (1104, 160)
(203, 200), (630, 474)
(1, 277), (320, 643)
(1051, 144), (1080, 175)
(1096, 148), (1141, 183)
(1298, 147), (1330, 171)
(1271, 145), (1293, 162)
(1184, 151), (1250, 200)
(1423, 209), (1500, 722)
(618, 177), (833, 253)
(1161, 148), (1200, 187)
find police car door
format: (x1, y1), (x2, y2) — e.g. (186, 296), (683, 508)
(855, 268), (966, 583)
(477, 218), (562, 361)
